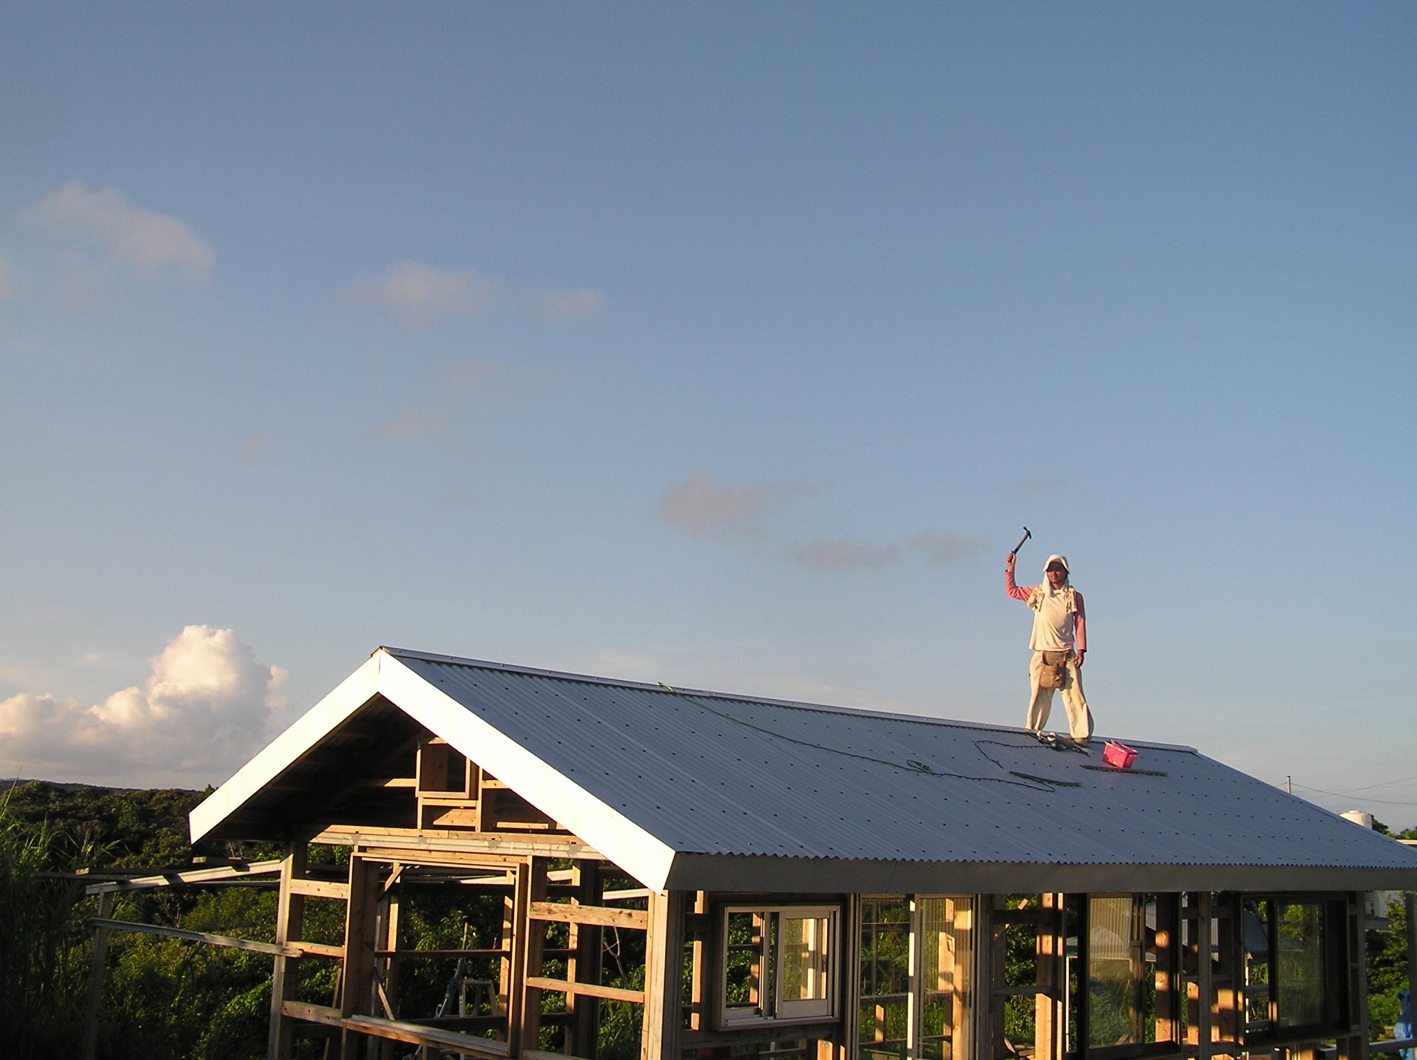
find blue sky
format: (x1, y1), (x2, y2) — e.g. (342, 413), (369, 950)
(2, 3), (1414, 823)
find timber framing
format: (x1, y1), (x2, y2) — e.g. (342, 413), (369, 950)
(80, 646), (1417, 1060)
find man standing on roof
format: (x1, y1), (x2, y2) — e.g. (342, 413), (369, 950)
(1005, 550), (1093, 744)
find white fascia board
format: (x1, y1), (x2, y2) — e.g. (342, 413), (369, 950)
(377, 652), (678, 893)
(189, 655), (382, 843)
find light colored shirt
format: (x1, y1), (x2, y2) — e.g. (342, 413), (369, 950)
(1005, 570), (1087, 654)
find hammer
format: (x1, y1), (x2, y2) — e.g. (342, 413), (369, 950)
(1009, 527), (1031, 557)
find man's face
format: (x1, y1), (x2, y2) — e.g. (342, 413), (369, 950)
(1046, 565), (1067, 587)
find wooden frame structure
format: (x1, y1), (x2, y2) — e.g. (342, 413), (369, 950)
(84, 647), (1417, 1060)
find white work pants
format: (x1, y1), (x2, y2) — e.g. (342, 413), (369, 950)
(1027, 652), (1093, 741)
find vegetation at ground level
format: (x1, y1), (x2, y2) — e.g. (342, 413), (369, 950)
(1, 779), (1415, 1059)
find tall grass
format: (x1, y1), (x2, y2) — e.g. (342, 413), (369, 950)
(0, 792), (94, 1057)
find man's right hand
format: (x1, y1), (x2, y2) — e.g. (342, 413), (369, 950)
(1005, 552), (1016, 571)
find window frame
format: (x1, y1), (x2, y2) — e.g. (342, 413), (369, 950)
(716, 903), (841, 1030)
(1066, 893), (1183, 1060)
(1240, 894), (1352, 1046)
(858, 894), (975, 1060)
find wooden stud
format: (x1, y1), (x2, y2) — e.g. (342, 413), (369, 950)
(569, 861), (604, 1058)
(339, 853), (381, 1060)
(507, 856), (550, 1055)
(269, 842), (308, 1060)
(642, 888), (686, 1060)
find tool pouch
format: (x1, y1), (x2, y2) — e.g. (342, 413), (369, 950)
(1038, 651), (1069, 689)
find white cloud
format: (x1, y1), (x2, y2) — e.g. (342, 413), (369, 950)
(658, 471), (820, 540)
(366, 358), (512, 451)
(343, 261), (496, 324)
(17, 181), (214, 285)
(0, 625), (288, 788)
(538, 287), (606, 321)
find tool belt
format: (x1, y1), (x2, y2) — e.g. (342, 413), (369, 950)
(1037, 650), (1070, 689)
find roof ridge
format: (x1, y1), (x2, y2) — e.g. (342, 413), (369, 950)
(377, 646), (1194, 753)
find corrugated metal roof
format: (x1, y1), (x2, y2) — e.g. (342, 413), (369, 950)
(191, 646), (1417, 894)
(383, 648), (1417, 891)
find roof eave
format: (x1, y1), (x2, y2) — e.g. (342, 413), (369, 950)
(661, 853), (1417, 895)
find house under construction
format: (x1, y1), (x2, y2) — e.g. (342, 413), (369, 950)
(169, 646), (1417, 1060)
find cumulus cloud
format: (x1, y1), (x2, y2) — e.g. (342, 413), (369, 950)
(17, 181), (214, 286)
(343, 261), (496, 324)
(537, 287), (606, 321)
(0, 625), (288, 788)
(367, 358), (510, 451)
(658, 471), (820, 540)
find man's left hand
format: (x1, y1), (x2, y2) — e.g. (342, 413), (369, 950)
(1074, 650), (1086, 667)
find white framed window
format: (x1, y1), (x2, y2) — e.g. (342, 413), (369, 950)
(718, 904), (840, 1028)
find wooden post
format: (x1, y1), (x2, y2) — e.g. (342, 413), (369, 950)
(507, 856), (549, 1056)
(688, 891), (709, 1034)
(569, 861), (604, 1057)
(269, 843), (307, 1060)
(642, 888), (686, 1060)
(1154, 894), (1181, 1047)
(1036, 893), (1064, 1060)
(81, 890), (116, 1060)
(376, 864), (405, 1060)
(1408, 893), (1417, 1037)
(1194, 892), (1214, 1060)
(340, 853), (381, 1060)
(1340, 891), (1370, 1060)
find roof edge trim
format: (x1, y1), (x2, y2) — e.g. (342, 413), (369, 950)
(189, 655), (383, 843)
(377, 651), (679, 892)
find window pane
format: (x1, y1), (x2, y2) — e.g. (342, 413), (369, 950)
(725, 911), (768, 1015)
(781, 914), (831, 1002)
(920, 897), (972, 1060)
(1088, 897), (1142, 1046)
(1276, 902), (1324, 1028)
(860, 898), (910, 1056)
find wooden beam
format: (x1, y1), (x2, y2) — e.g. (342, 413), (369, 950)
(343, 1014), (511, 1057)
(529, 900), (649, 930)
(289, 877), (349, 900)
(280, 999), (342, 1026)
(525, 1050), (591, 1060)
(87, 918), (302, 956)
(310, 826), (603, 861)
(526, 976), (647, 1004)
(84, 859), (285, 895)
